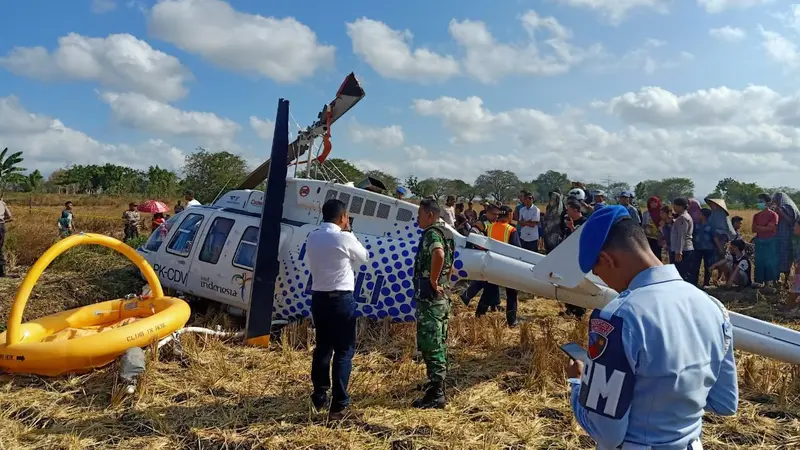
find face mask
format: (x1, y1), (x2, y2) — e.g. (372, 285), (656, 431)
(757, 202), (766, 210)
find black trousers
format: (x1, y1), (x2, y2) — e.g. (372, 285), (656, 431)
(691, 249), (715, 287)
(520, 240), (538, 252)
(475, 283), (518, 325)
(310, 291), (357, 412)
(647, 238), (661, 261)
(675, 250), (695, 283)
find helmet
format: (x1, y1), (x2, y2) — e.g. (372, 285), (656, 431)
(568, 188), (585, 201)
(395, 186), (407, 196)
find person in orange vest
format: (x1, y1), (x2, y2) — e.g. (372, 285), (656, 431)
(459, 204), (499, 308)
(475, 205), (520, 326)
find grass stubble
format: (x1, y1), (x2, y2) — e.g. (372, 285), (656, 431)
(0, 198), (797, 449)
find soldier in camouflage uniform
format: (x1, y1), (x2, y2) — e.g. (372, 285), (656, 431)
(413, 198), (455, 409)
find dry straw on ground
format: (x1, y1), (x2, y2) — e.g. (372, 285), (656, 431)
(0, 198), (798, 449)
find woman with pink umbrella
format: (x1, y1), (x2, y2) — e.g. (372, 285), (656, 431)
(137, 200), (170, 232)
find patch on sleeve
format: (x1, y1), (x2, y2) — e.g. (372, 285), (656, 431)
(579, 310), (635, 420)
(588, 318), (614, 360)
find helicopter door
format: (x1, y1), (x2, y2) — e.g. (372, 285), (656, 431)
(185, 214), (240, 307)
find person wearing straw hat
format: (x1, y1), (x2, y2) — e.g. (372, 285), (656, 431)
(565, 205), (737, 450)
(704, 198), (734, 260)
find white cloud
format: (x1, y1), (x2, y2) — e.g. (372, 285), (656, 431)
(249, 116), (275, 140)
(709, 26), (747, 42)
(0, 33), (191, 102)
(400, 87), (800, 195)
(448, 11), (603, 83)
(759, 26), (800, 69)
(697, 0), (771, 14)
(555, 0), (669, 25)
(346, 18), (460, 83)
(100, 92), (240, 143)
(91, 0), (117, 14)
(597, 85), (782, 126)
(148, 0), (335, 82)
(348, 11), (604, 84)
(591, 38), (693, 74)
(0, 96), (186, 172)
(346, 120), (404, 148)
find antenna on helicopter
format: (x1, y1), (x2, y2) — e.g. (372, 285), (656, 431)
(237, 72), (366, 190)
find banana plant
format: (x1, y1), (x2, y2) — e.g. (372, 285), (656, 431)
(0, 148), (25, 195)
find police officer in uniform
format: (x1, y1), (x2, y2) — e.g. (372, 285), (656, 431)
(566, 206), (738, 450)
(413, 198), (455, 409)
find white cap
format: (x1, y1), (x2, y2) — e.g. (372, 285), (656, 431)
(568, 188), (586, 201)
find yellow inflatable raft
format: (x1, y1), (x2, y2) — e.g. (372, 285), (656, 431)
(0, 233), (191, 376)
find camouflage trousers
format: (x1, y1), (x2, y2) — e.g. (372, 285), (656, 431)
(416, 297), (450, 383)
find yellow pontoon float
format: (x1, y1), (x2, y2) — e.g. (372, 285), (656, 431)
(0, 233), (191, 376)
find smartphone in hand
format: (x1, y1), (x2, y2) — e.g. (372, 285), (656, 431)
(560, 342), (589, 363)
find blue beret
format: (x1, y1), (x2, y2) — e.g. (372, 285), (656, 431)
(578, 205), (633, 273)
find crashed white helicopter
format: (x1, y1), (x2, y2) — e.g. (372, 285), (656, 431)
(138, 73), (800, 364)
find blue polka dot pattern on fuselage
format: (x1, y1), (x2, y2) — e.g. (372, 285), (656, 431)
(269, 214), (470, 325)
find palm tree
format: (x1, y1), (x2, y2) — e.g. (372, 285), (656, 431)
(0, 148), (25, 194)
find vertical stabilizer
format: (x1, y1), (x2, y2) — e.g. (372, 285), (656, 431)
(245, 99), (290, 346)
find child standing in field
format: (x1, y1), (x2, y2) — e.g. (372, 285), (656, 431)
(58, 201), (74, 238)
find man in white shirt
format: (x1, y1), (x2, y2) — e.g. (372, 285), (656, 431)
(305, 198), (369, 420)
(518, 192), (541, 251)
(183, 190), (202, 208)
(442, 195), (456, 226)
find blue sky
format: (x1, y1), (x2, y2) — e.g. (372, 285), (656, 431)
(2, 0), (800, 197)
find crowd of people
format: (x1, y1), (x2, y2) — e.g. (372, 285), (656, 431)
(432, 182), (800, 314)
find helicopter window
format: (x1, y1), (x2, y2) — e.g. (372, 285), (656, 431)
(233, 226), (259, 270)
(144, 214), (180, 252)
(338, 192), (351, 207)
(377, 203), (390, 219)
(167, 213), (204, 257)
(199, 217), (235, 264)
(396, 208), (413, 222)
(363, 199), (377, 216)
(350, 196), (364, 215)
(325, 190), (338, 202)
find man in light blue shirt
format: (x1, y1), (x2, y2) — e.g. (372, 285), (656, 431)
(617, 190), (641, 225)
(567, 206), (738, 450)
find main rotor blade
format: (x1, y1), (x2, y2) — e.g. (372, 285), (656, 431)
(238, 72), (365, 189)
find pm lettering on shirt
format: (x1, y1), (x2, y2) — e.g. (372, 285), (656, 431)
(579, 310), (635, 419)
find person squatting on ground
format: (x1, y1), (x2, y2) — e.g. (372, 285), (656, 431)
(305, 199), (369, 420)
(568, 205), (738, 450)
(413, 199), (455, 409)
